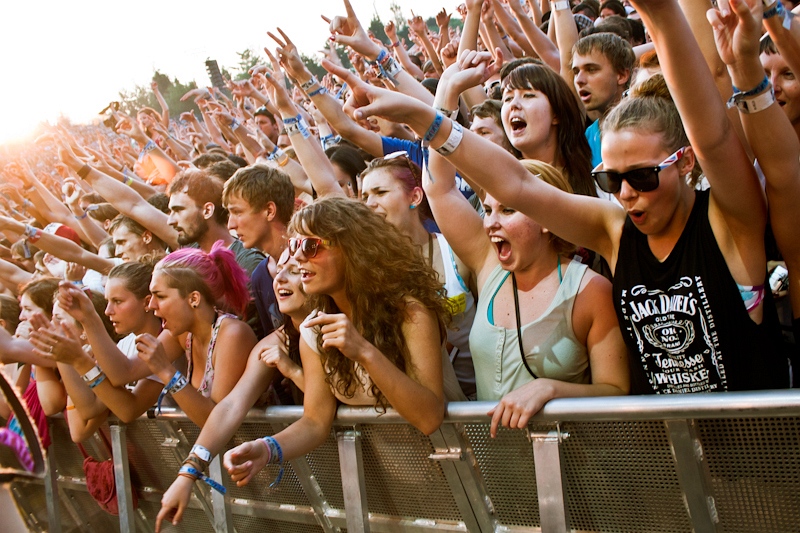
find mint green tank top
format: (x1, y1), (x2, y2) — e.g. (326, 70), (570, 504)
(469, 260), (591, 401)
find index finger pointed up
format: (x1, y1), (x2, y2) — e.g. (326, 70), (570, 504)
(321, 14), (332, 23)
(343, 0), (357, 19)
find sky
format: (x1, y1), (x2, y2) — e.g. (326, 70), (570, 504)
(0, 0), (446, 146)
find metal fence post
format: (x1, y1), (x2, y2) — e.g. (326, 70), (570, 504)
(208, 455), (234, 533)
(44, 448), (62, 533)
(110, 422), (136, 533)
(336, 427), (370, 533)
(530, 428), (570, 533)
(665, 419), (719, 533)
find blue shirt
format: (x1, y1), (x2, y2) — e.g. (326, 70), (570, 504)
(585, 120), (602, 168)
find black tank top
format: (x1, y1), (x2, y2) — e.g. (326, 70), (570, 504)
(613, 190), (788, 394)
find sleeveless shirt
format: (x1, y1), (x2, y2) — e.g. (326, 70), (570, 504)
(435, 233), (477, 398)
(613, 189), (788, 394)
(470, 260), (590, 401)
(186, 312), (236, 398)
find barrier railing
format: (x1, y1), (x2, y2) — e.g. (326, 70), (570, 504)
(7, 390), (800, 533)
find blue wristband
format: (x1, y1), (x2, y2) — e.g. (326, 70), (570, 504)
(157, 370), (188, 415)
(423, 112), (444, 143)
(732, 75), (770, 97)
(261, 436), (285, 488)
(179, 465), (226, 494)
(308, 86), (328, 98)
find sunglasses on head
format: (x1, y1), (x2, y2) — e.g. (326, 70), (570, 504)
(592, 146), (688, 194)
(288, 237), (332, 258)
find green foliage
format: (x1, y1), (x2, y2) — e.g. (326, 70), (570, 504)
(302, 54), (327, 80)
(233, 49), (263, 81)
(118, 71), (199, 117)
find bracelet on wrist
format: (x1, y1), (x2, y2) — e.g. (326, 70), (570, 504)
(156, 370), (189, 415)
(434, 106), (458, 120)
(733, 86), (776, 114)
(260, 436), (285, 488)
(178, 464), (226, 494)
(553, 0), (571, 10)
(81, 364), (104, 384)
(308, 86), (328, 98)
(423, 112), (445, 144)
(300, 77), (319, 92)
(190, 444), (212, 463)
(24, 224), (42, 243)
(435, 120), (465, 156)
(77, 164), (91, 179)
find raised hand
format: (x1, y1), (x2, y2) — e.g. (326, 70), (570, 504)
(135, 333), (173, 379)
(56, 282), (96, 324)
(261, 48), (298, 115)
(706, 0), (763, 67)
(436, 7), (452, 29)
(407, 11), (428, 37)
(449, 48), (504, 92)
(324, 0), (382, 60)
(267, 28), (311, 82)
(180, 87), (213, 102)
(30, 319), (87, 367)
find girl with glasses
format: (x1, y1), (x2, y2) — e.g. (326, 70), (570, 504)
(321, 0), (789, 396)
(221, 198), (465, 490)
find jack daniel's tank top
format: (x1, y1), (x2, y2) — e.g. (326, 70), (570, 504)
(613, 190), (788, 394)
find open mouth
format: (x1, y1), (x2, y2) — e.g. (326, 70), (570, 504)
(509, 117), (527, 135)
(628, 210), (646, 224)
(300, 269), (315, 282)
(491, 236), (512, 262)
(578, 89), (591, 101)
(277, 288), (293, 299)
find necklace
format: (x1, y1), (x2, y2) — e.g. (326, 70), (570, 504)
(511, 258), (563, 380)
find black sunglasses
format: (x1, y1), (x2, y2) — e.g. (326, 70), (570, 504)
(288, 237), (332, 258)
(592, 147), (687, 194)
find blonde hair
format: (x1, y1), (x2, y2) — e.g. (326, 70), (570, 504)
(519, 160), (577, 256)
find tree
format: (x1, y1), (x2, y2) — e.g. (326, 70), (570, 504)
(118, 71), (199, 117)
(233, 49), (263, 81)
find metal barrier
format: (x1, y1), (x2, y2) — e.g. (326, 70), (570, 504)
(7, 390), (800, 532)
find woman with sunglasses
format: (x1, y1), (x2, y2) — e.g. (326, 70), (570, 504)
(221, 198), (464, 491)
(321, 0), (789, 395)
(360, 153), (478, 398)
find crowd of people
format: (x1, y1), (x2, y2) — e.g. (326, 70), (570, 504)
(0, 0), (799, 528)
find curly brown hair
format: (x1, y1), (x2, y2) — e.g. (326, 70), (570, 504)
(289, 197), (450, 409)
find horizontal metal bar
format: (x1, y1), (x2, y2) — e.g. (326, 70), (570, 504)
(149, 390), (800, 425)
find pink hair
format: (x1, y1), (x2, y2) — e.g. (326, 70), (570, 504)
(155, 241), (250, 316)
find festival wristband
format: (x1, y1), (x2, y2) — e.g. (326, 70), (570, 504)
(24, 225), (42, 243)
(179, 465), (226, 494)
(435, 121), (465, 156)
(190, 444), (212, 464)
(156, 370), (189, 415)
(734, 88), (776, 114)
(81, 364), (103, 384)
(260, 436), (285, 488)
(553, 0), (571, 10)
(423, 112), (444, 143)
(308, 86), (328, 98)
(87, 373), (107, 389)
(434, 106), (458, 120)
(77, 164), (91, 179)
(301, 76), (319, 92)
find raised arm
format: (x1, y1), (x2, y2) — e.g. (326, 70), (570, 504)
(385, 21), (424, 80)
(632, 0), (766, 231)
(507, 0), (562, 70)
(265, 34), (347, 198)
(709, 0), (800, 315)
(151, 81), (171, 128)
(0, 216), (115, 275)
(59, 143), (179, 250)
(763, 3), (800, 76)
(323, 57), (626, 266)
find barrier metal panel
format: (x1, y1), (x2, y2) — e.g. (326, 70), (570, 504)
(4, 392), (800, 533)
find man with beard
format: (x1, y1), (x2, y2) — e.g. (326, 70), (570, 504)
(166, 169), (264, 277)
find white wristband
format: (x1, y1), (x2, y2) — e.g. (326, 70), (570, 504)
(763, 0), (778, 10)
(190, 444), (212, 463)
(553, 1), (571, 11)
(81, 364), (103, 384)
(735, 89), (776, 114)
(435, 121), (464, 156)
